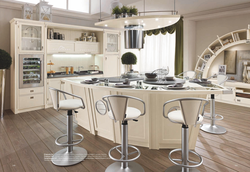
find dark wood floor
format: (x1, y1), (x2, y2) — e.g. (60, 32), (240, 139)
(0, 102), (249, 172)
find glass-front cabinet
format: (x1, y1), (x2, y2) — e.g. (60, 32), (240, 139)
(19, 23), (44, 52)
(104, 31), (120, 54)
(19, 54), (44, 88)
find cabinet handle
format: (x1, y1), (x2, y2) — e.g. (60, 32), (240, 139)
(30, 90), (34, 92)
(30, 97), (34, 99)
(105, 48), (107, 51)
(61, 81), (65, 84)
(236, 99), (241, 102)
(41, 46), (43, 50)
(105, 57), (107, 60)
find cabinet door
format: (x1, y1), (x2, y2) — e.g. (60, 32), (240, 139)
(18, 23), (44, 53)
(47, 40), (74, 54)
(75, 42), (100, 54)
(104, 31), (120, 55)
(103, 55), (120, 77)
(46, 79), (61, 105)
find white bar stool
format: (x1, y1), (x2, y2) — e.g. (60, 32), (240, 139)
(163, 98), (209, 172)
(49, 87), (87, 166)
(95, 95), (146, 172)
(200, 74), (228, 134)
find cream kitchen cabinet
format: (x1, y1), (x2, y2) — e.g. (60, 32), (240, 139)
(103, 30), (120, 55)
(18, 22), (45, 53)
(46, 78), (63, 106)
(47, 40), (75, 54)
(75, 42), (101, 54)
(103, 55), (121, 77)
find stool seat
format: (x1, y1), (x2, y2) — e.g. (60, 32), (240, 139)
(59, 99), (84, 110)
(108, 107), (141, 121)
(168, 110), (203, 124)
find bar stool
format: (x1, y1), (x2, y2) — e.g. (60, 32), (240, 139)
(200, 74), (228, 134)
(49, 87), (87, 166)
(163, 98), (209, 172)
(177, 71), (196, 80)
(95, 95), (146, 172)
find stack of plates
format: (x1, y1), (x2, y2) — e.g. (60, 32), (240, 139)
(81, 80), (99, 84)
(165, 76), (175, 81)
(145, 78), (157, 81)
(166, 85), (186, 90)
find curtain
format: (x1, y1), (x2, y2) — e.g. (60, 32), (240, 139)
(144, 17), (183, 75)
(139, 33), (176, 76)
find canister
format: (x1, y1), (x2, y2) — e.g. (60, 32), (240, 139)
(92, 37), (97, 42)
(87, 36), (92, 42)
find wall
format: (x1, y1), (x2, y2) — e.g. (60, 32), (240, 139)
(0, 3), (96, 110)
(196, 14), (250, 62)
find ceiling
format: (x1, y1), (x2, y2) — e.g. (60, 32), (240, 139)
(120, 0), (250, 15)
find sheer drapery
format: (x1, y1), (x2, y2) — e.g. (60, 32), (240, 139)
(138, 32), (176, 76)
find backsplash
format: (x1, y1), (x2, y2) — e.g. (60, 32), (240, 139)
(46, 54), (103, 72)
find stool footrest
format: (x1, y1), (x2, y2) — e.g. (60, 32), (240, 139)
(55, 133), (84, 147)
(203, 113), (224, 121)
(169, 149), (203, 168)
(108, 145), (141, 162)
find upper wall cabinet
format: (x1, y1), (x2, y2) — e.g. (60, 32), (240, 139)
(104, 30), (120, 55)
(47, 40), (75, 54)
(18, 23), (45, 53)
(75, 42), (100, 54)
(47, 40), (101, 54)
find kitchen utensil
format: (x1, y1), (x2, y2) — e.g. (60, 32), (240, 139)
(145, 73), (157, 78)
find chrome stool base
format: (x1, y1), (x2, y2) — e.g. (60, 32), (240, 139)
(52, 147), (87, 166)
(200, 123), (226, 135)
(105, 162), (144, 172)
(165, 165), (201, 172)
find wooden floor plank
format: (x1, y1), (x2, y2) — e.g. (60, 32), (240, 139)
(2, 111), (46, 172)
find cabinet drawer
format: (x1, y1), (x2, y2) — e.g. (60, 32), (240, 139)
(19, 87), (44, 95)
(235, 97), (250, 105)
(47, 40), (74, 54)
(19, 94), (44, 109)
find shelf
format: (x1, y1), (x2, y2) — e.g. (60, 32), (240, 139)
(22, 37), (41, 40)
(95, 15), (181, 31)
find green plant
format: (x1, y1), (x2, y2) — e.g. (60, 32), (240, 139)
(112, 6), (122, 15)
(121, 52), (137, 65)
(129, 6), (138, 15)
(0, 49), (12, 69)
(121, 5), (129, 13)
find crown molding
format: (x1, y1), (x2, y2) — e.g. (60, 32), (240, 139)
(183, 2), (250, 21)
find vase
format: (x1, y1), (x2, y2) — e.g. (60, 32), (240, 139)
(124, 64), (132, 74)
(243, 62), (248, 83)
(0, 69), (6, 118)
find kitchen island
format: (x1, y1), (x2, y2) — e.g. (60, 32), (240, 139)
(60, 77), (231, 150)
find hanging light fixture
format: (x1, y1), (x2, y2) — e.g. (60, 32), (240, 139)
(95, 0), (180, 49)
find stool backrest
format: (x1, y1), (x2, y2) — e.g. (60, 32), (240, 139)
(49, 87), (59, 110)
(163, 98), (208, 126)
(179, 99), (202, 126)
(102, 95), (146, 122)
(217, 75), (228, 86)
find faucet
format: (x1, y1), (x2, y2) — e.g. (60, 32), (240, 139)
(78, 66), (84, 72)
(90, 65), (99, 70)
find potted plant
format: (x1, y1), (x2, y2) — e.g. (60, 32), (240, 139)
(121, 52), (137, 73)
(120, 5), (129, 18)
(0, 49), (12, 118)
(128, 6), (138, 17)
(112, 6), (122, 19)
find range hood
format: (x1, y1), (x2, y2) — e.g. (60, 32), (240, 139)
(124, 25), (144, 49)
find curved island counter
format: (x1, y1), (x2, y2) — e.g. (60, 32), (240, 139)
(59, 77), (231, 150)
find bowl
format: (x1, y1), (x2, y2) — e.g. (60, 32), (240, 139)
(91, 78), (98, 81)
(145, 73), (157, 78)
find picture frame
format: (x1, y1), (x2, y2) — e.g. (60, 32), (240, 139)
(224, 51), (237, 74)
(204, 54), (211, 61)
(201, 62), (206, 71)
(218, 65), (227, 75)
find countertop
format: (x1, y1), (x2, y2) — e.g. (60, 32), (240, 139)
(47, 71), (103, 79)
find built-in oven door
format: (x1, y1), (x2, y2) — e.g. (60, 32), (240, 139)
(19, 54), (44, 88)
